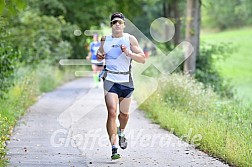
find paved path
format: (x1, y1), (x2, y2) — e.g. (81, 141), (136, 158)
(6, 77), (229, 167)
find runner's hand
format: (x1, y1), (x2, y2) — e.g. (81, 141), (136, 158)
(97, 50), (105, 60)
(121, 45), (132, 57)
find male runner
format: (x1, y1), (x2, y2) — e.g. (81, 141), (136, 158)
(97, 12), (145, 160)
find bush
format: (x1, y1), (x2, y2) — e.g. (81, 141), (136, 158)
(195, 42), (235, 98)
(9, 11), (73, 66)
(202, 0), (252, 30)
(0, 17), (20, 98)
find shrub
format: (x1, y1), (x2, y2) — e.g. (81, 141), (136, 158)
(9, 11), (73, 66)
(196, 42), (235, 98)
(0, 17), (20, 98)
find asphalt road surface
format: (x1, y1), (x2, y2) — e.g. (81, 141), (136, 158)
(6, 77), (229, 167)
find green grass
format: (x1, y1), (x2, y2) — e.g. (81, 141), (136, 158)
(134, 73), (252, 167)
(131, 27), (252, 167)
(201, 27), (252, 102)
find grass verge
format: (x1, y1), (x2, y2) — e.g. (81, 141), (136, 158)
(201, 27), (252, 102)
(134, 73), (252, 167)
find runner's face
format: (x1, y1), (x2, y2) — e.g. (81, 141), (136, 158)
(111, 18), (125, 34)
(93, 35), (98, 41)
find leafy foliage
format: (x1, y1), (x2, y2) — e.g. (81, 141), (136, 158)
(31, 0), (147, 58)
(202, 0), (252, 30)
(195, 42), (235, 98)
(0, 0), (27, 17)
(9, 11), (73, 65)
(37, 0), (66, 17)
(0, 17), (20, 97)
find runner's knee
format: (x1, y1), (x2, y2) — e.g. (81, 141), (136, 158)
(119, 112), (129, 118)
(108, 110), (117, 119)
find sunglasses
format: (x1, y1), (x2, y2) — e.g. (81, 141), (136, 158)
(111, 20), (124, 25)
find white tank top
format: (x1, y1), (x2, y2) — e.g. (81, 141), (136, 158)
(103, 33), (132, 83)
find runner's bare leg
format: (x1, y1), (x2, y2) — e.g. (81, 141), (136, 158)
(105, 92), (118, 145)
(118, 97), (131, 130)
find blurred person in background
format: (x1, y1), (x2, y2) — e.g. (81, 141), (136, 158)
(86, 34), (104, 87)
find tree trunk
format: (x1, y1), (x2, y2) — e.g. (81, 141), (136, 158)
(163, 0), (171, 18)
(183, 0), (201, 75)
(163, 0), (181, 46)
(172, 0), (181, 45)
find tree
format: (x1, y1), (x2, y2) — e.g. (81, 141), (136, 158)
(202, 0), (252, 30)
(33, 0), (145, 58)
(0, 0), (27, 97)
(0, 17), (20, 98)
(0, 0), (26, 17)
(9, 11), (73, 65)
(163, 0), (182, 45)
(183, 0), (201, 75)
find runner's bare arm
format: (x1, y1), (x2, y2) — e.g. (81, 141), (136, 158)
(86, 51), (91, 60)
(97, 36), (106, 61)
(128, 35), (145, 64)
